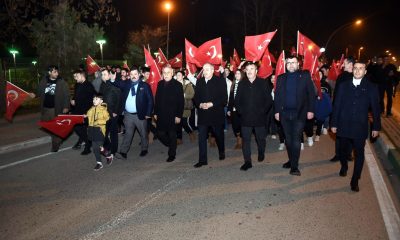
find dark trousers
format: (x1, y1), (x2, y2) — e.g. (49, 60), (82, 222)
(158, 129), (178, 157)
(304, 119), (314, 137)
(92, 141), (103, 163)
(241, 126), (266, 163)
(104, 116), (118, 154)
(379, 83), (393, 114)
(147, 118), (157, 135)
(198, 124), (225, 163)
(339, 137), (366, 183)
(230, 111), (241, 137)
(177, 117), (193, 139)
(315, 119), (325, 136)
(276, 120), (285, 144)
(280, 114), (306, 169)
(74, 123), (91, 148)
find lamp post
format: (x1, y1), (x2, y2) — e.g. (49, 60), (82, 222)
(9, 49), (19, 83)
(164, 2), (173, 59)
(96, 39), (106, 66)
(324, 19), (362, 52)
(358, 47), (364, 61)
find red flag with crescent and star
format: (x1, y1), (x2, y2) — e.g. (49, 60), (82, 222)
(5, 82), (31, 121)
(297, 31), (321, 72)
(38, 115), (84, 138)
(168, 52), (183, 69)
(195, 37), (223, 67)
(233, 48), (241, 66)
(86, 55), (101, 74)
(258, 49), (273, 79)
(156, 48), (169, 69)
(144, 47), (162, 95)
(244, 30), (277, 62)
(274, 51), (286, 90)
(185, 38), (200, 66)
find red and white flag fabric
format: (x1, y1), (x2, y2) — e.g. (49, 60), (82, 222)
(38, 115), (84, 138)
(5, 82), (31, 121)
(310, 57), (322, 97)
(185, 38), (200, 66)
(258, 49), (273, 79)
(327, 60), (338, 81)
(168, 52), (183, 69)
(233, 48), (241, 66)
(144, 47), (162, 95)
(195, 37), (223, 66)
(186, 62), (198, 76)
(297, 31), (321, 72)
(274, 51), (286, 90)
(86, 55), (101, 74)
(244, 30), (277, 62)
(230, 57), (238, 72)
(155, 48), (169, 69)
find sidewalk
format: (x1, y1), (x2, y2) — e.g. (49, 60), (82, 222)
(0, 112), (50, 153)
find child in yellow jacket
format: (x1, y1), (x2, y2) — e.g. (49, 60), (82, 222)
(86, 94), (110, 171)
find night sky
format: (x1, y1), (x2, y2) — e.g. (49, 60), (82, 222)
(106, 0), (400, 61)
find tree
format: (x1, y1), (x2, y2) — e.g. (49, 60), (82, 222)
(0, 0), (118, 44)
(124, 25), (167, 65)
(30, 2), (104, 75)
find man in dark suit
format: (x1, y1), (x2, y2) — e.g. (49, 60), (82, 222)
(154, 66), (184, 162)
(235, 62), (273, 171)
(117, 66), (154, 159)
(331, 62), (381, 192)
(274, 56), (316, 176)
(193, 63), (227, 168)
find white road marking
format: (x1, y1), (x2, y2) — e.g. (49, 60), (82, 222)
(0, 147), (72, 170)
(365, 142), (400, 240)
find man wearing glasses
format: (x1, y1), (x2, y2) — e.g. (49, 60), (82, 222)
(274, 56), (316, 176)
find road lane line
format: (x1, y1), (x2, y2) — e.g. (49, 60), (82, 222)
(365, 142), (400, 240)
(0, 147), (72, 170)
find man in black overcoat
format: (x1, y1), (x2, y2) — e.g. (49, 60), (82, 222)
(331, 62), (381, 192)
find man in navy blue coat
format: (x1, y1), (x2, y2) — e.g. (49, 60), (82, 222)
(117, 66), (154, 159)
(274, 56), (316, 176)
(331, 62), (381, 192)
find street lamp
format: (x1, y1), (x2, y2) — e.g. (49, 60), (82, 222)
(324, 19), (363, 51)
(9, 48), (19, 83)
(358, 47), (364, 60)
(163, 1), (173, 59)
(96, 39), (106, 66)
(32, 60), (39, 85)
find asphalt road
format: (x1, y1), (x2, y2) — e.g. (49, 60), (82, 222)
(0, 131), (399, 240)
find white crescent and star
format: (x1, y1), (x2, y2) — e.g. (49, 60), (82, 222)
(56, 119), (72, 126)
(188, 47), (195, 58)
(207, 46), (217, 59)
(7, 90), (18, 106)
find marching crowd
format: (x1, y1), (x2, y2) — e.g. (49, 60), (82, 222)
(30, 54), (399, 192)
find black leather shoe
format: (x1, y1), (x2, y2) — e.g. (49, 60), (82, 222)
(290, 168), (301, 176)
(194, 162), (207, 168)
(282, 161), (291, 169)
(72, 142), (82, 150)
(351, 183), (359, 192)
(139, 150), (148, 157)
(116, 152), (127, 159)
(219, 152), (225, 160)
(330, 156), (339, 162)
(166, 156), (175, 162)
(339, 168), (347, 177)
(258, 154), (265, 162)
(81, 148), (91, 155)
(240, 162), (252, 171)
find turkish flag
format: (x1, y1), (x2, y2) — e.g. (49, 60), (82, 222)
(269, 52), (277, 64)
(186, 62), (198, 76)
(156, 48), (169, 69)
(310, 57), (322, 97)
(233, 48), (241, 66)
(38, 115), (84, 138)
(185, 38), (200, 66)
(168, 52), (183, 69)
(274, 51), (286, 89)
(144, 47), (162, 95)
(244, 30), (277, 61)
(5, 82), (30, 121)
(230, 57), (238, 72)
(86, 55), (101, 74)
(258, 49), (273, 79)
(195, 37), (223, 66)
(327, 60), (338, 81)
(290, 46), (297, 56)
(297, 31), (321, 72)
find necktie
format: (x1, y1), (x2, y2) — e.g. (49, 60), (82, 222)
(131, 81), (138, 96)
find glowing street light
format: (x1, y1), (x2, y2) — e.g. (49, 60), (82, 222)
(358, 47), (364, 60)
(163, 1), (173, 59)
(9, 48), (19, 82)
(325, 19), (363, 52)
(96, 39), (106, 66)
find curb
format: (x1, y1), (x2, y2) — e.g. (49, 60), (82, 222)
(375, 131), (400, 176)
(0, 136), (51, 154)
